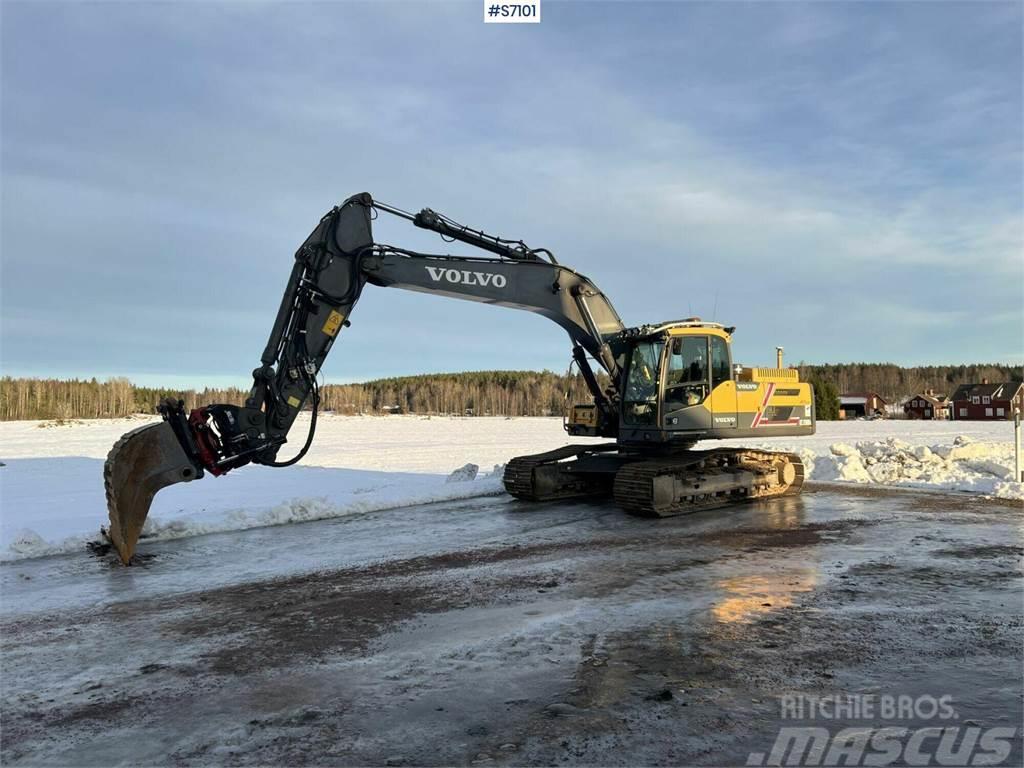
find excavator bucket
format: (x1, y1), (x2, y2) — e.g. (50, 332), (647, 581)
(103, 421), (200, 563)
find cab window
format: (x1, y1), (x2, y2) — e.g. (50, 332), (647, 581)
(711, 335), (731, 387)
(665, 336), (708, 408)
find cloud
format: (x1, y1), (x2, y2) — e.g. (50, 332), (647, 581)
(1, 1), (1020, 385)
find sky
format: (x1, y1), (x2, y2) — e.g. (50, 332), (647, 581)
(2, 1), (1021, 389)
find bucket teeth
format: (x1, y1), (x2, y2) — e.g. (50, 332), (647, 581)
(103, 421), (200, 564)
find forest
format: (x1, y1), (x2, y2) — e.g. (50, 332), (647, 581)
(1, 363), (1021, 421)
(0, 372), (591, 421)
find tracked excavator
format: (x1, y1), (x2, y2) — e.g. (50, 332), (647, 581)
(103, 193), (815, 564)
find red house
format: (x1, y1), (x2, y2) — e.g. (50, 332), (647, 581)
(950, 380), (1024, 420)
(904, 390), (950, 420)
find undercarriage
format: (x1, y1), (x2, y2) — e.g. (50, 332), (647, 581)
(503, 445), (805, 517)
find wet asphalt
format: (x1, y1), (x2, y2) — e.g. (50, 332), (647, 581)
(1, 486), (1021, 766)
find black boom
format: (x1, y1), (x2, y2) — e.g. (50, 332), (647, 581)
(175, 193), (626, 479)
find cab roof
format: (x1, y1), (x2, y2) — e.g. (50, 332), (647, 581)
(614, 317), (735, 340)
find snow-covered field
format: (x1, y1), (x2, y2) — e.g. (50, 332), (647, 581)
(0, 414), (1020, 561)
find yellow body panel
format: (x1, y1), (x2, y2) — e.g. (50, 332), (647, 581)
(702, 379), (813, 423)
(703, 380), (737, 412)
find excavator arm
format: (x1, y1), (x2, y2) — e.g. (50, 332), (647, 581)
(104, 193), (625, 563)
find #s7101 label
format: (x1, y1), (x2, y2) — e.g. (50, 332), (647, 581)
(484, 0), (540, 23)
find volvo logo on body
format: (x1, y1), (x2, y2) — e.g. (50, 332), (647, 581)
(425, 265), (507, 288)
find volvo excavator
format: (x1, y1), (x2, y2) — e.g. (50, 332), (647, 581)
(103, 193), (815, 564)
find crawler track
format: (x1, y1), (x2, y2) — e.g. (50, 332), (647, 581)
(505, 444), (804, 518)
(503, 443), (619, 501)
(614, 449), (805, 517)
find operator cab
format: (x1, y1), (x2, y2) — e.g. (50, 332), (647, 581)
(616, 319), (736, 443)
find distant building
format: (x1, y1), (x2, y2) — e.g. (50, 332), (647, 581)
(839, 392), (887, 420)
(904, 390), (950, 420)
(950, 380), (1024, 420)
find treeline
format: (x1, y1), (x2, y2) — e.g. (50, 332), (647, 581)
(318, 371), (596, 417)
(794, 363), (1022, 404)
(0, 377), (250, 422)
(1, 363), (1020, 421)
(0, 372), (595, 421)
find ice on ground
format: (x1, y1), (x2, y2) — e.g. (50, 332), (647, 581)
(0, 414), (1020, 561)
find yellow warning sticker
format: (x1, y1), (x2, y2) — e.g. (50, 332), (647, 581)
(287, 396), (302, 408)
(322, 310), (344, 338)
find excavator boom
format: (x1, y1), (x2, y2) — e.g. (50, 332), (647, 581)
(103, 193), (625, 562)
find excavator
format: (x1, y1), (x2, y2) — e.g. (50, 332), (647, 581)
(103, 193), (815, 564)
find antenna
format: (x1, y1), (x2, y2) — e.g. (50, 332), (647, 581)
(711, 289), (719, 321)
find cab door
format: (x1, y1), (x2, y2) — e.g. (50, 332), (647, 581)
(708, 335), (738, 430)
(662, 335), (713, 432)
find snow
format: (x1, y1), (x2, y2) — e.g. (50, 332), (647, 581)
(702, 422), (1024, 501)
(811, 437), (1024, 497)
(0, 414), (1020, 562)
(446, 463), (480, 483)
(0, 457), (508, 561)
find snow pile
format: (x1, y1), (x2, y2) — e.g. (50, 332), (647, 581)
(136, 473), (506, 543)
(446, 463), (479, 483)
(806, 436), (1023, 499)
(0, 458), (506, 562)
